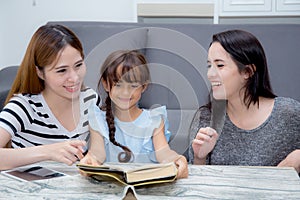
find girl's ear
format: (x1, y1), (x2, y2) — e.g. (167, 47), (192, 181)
(35, 66), (44, 80)
(244, 64), (256, 79)
(101, 79), (110, 92)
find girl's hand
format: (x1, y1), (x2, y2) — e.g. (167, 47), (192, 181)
(277, 149), (300, 173)
(42, 140), (86, 165)
(78, 151), (102, 177)
(175, 155), (188, 179)
(192, 127), (218, 164)
(79, 151), (102, 166)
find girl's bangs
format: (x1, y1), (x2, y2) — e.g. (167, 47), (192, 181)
(117, 64), (148, 84)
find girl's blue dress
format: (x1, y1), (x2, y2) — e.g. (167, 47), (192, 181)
(88, 105), (171, 163)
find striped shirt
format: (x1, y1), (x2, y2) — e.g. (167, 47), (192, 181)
(0, 88), (100, 149)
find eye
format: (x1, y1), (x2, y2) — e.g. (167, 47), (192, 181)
(207, 64), (212, 68)
(75, 62), (83, 68)
(217, 64), (224, 68)
(114, 83), (121, 87)
(131, 83), (141, 88)
(56, 68), (66, 73)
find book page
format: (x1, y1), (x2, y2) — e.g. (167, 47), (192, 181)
(125, 163), (177, 184)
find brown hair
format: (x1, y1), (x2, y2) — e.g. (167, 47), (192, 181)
(99, 50), (150, 162)
(5, 24), (84, 105)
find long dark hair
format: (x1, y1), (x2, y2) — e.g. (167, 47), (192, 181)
(98, 50), (150, 162)
(211, 29), (276, 108)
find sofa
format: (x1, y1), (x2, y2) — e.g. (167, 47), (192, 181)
(1, 21), (300, 160)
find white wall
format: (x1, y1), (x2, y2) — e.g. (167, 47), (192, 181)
(0, 0), (137, 70)
(1, 0), (297, 70)
(0, 0), (215, 70)
(0, 0), (214, 70)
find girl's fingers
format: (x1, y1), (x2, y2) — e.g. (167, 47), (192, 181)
(175, 156), (188, 178)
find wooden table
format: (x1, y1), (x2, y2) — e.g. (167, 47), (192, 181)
(0, 161), (299, 199)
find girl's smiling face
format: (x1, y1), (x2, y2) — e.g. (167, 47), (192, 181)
(110, 79), (145, 111)
(103, 64), (147, 112)
(207, 42), (247, 101)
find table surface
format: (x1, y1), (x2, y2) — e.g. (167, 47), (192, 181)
(0, 161), (300, 200)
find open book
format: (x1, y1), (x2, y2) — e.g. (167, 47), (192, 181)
(77, 162), (178, 187)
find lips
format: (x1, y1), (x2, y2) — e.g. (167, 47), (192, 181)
(118, 97), (131, 102)
(64, 84), (80, 93)
(211, 81), (222, 86)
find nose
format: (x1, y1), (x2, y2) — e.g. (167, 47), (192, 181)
(207, 65), (217, 79)
(122, 85), (131, 95)
(119, 84), (135, 97)
(68, 68), (79, 82)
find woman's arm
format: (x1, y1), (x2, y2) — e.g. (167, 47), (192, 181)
(0, 127), (86, 170)
(152, 120), (188, 178)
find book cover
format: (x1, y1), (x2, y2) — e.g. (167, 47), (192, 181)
(77, 162), (178, 187)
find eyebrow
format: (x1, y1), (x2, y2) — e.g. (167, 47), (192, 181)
(54, 65), (67, 70)
(55, 59), (83, 69)
(74, 59), (83, 65)
(213, 59), (225, 62)
(208, 58), (221, 61)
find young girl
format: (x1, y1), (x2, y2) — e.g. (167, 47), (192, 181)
(82, 50), (188, 178)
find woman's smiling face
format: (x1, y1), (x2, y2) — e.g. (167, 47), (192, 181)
(38, 44), (86, 101)
(207, 42), (247, 101)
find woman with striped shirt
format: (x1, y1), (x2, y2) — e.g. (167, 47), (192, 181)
(0, 24), (100, 170)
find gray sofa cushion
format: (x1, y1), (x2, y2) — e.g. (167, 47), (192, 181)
(0, 66), (18, 111)
(0, 90), (9, 111)
(43, 22), (300, 160)
(0, 66), (18, 93)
